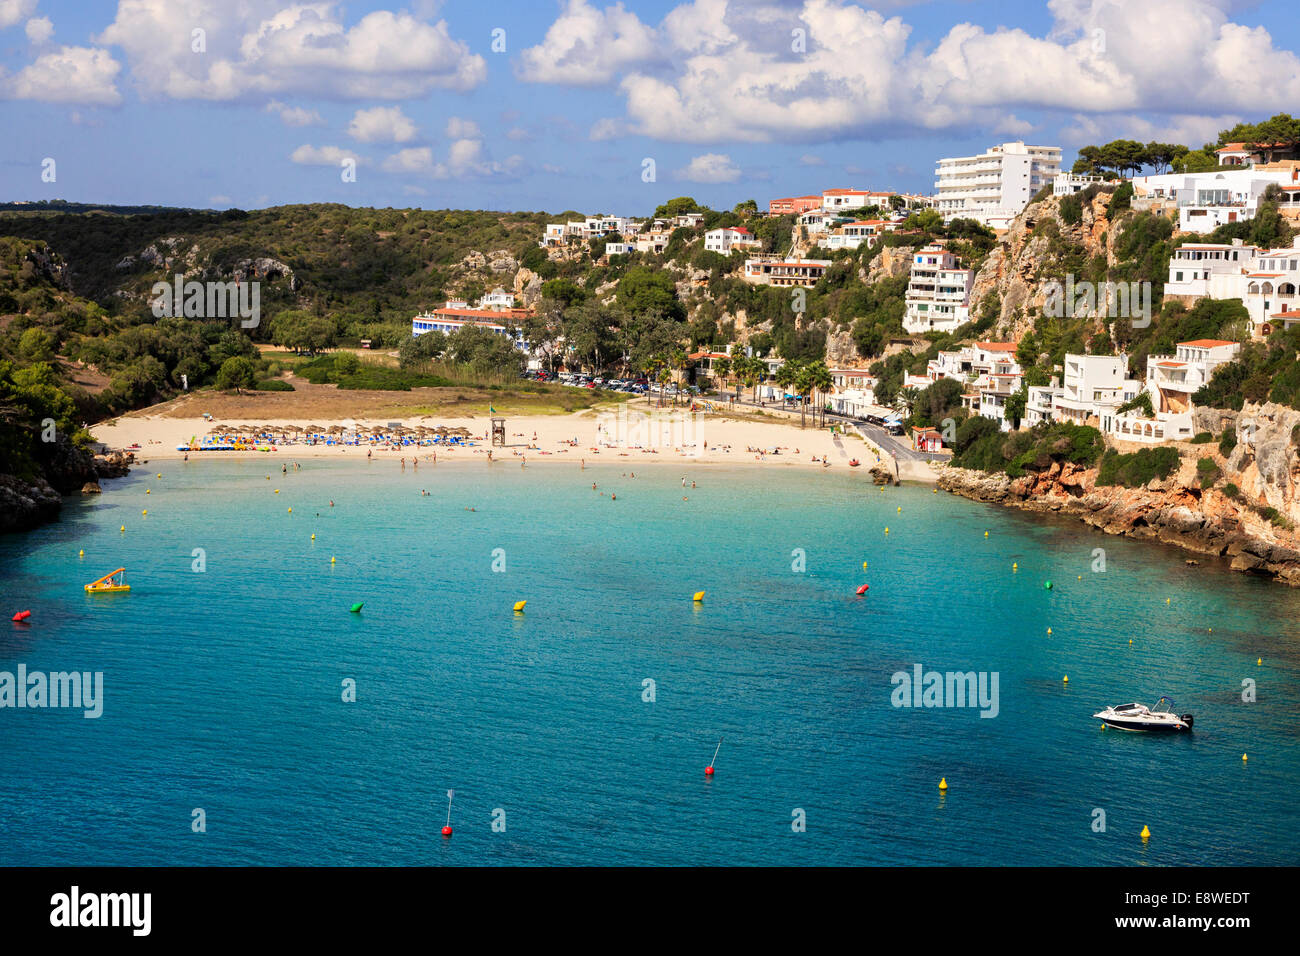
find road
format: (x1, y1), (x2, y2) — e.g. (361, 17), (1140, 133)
(710, 392), (947, 464)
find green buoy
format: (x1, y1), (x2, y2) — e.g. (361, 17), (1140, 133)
(1044, 581), (1053, 590)
(349, 602), (364, 613)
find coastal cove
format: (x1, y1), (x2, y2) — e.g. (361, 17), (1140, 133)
(2, 460), (1296, 866)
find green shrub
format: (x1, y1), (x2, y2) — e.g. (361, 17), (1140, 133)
(1223, 482), (1240, 499)
(1189, 431), (1213, 444)
(1196, 456), (1221, 489)
(255, 379), (294, 391)
(1096, 446), (1181, 487)
(1219, 426), (1237, 457)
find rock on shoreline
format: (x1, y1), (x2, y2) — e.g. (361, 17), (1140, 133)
(0, 443), (133, 535)
(937, 460), (1300, 587)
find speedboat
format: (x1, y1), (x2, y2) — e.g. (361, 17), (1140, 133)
(1093, 697), (1192, 732)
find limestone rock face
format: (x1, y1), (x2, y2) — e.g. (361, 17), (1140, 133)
(937, 425), (1300, 587)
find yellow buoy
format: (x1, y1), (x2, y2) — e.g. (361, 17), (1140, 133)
(1012, 562), (1018, 571)
(142, 510), (147, 516)
(156, 473), (161, 479)
(1128, 638), (1133, 645)
(1077, 575), (1082, 580)
(1047, 627), (1052, 635)
(1165, 598), (1170, 605)
(884, 527), (890, 534)
(1257, 658), (1262, 666)
(513, 600), (527, 613)
(310, 534), (316, 540)
(897, 506), (902, 513)
(983, 531), (989, 538)
(693, 591), (705, 602)
(1242, 753), (1248, 762)
(1062, 675), (1069, 683)
(862, 561), (868, 570)
(120, 525), (125, 532)
(330, 556), (336, 564)
(78, 549), (84, 557)
(938, 777), (948, 791)
(1140, 825), (1150, 840)
(275, 489), (280, 494)
(933, 488), (937, 494)
(146, 489), (151, 494)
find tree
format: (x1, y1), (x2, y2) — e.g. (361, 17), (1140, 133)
(540, 278), (587, 308)
(733, 199), (758, 217)
(803, 360), (832, 427)
(18, 327), (57, 363)
(1003, 385), (1028, 430)
(1219, 113), (1300, 163)
(652, 197), (701, 219)
(334, 351), (360, 376)
(616, 266), (684, 321)
(398, 331), (446, 369)
(216, 356), (256, 393)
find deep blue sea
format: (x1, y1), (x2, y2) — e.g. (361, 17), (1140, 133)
(1, 458), (1297, 866)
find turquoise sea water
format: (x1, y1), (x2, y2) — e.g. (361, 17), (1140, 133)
(1, 458), (1297, 866)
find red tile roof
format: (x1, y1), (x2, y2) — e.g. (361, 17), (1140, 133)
(1179, 339), (1236, 347)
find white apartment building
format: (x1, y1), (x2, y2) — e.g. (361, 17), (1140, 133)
(903, 243), (973, 334)
(603, 241), (629, 256)
(933, 141), (1062, 229)
(633, 231), (671, 254)
(798, 210), (840, 234)
(1025, 380), (1063, 426)
(704, 227), (760, 254)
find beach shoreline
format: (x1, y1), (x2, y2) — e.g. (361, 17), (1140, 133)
(91, 407), (908, 474)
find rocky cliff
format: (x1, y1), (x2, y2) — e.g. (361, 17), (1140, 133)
(938, 404), (1300, 585)
(967, 188), (1118, 342)
(0, 440), (133, 535)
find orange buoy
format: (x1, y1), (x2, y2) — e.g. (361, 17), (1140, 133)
(856, 584), (869, 595)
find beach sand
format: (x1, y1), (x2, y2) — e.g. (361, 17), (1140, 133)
(92, 404), (884, 471)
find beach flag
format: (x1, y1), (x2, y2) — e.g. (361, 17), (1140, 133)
(489, 405), (497, 413)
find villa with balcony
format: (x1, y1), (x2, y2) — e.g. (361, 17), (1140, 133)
(743, 257), (832, 288)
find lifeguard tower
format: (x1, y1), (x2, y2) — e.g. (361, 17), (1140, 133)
(491, 417), (506, 447)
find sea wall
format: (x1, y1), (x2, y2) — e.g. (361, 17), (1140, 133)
(937, 458), (1300, 586)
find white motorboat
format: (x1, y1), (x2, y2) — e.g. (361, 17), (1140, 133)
(1093, 697), (1193, 732)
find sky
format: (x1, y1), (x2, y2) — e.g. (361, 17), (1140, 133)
(2, 0), (1299, 216)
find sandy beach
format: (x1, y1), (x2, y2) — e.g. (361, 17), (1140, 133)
(92, 404), (887, 471)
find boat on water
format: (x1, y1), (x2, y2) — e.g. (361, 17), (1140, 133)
(85, 568), (130, 594)
(848, 459), (861, 467)
(1093, 697), (1192, 732)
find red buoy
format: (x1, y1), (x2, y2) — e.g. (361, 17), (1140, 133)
(705, 766), (714, 776)
(441, 825), (452, 837)
(856, 584), (869, 595)
(12, 610), (30, 622)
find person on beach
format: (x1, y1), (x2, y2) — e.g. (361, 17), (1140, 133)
(282, 464), (287, 474)
(330, 501), (334, 507)
(367, 449), (372, 459)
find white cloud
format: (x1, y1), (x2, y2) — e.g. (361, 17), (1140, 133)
(266, 99), (323, 127)
(799, 153), (825, 166)
(675, 152), (742, 183)
(25, 16), (52, 44)
(515, 0), (662, 85)
(97, 1), (486, 101)
(382, 147), (434, 173)
(290, 144), (366, 166)
(519, 0), (1300, 148)
(348, 105), (418, 143)
(209, 195), (233, 206)
(0, 0), (37, 30)
(505, 126), (533, 142)
(445, 116), (481, 140)
(6, 45), (121, 105)
(588, 117), (627, 141)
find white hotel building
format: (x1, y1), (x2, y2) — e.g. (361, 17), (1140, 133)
(903, 243), (973, 334)
(1130, 166), (1300, 232)
(933, 142), (1062, 229)
(1164, 236), (1300, 335)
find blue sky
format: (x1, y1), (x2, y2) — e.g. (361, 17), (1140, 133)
(2, 0), (1299, 215)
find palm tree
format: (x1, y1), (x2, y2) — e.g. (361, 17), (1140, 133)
(897, 385), (920, 421)
(711, 355), (731, 397)
(775, 361), (799, 417)
(794, 364), (814, 428)
(805, 360), (833, 427)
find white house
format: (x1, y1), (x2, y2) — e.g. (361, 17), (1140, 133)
(1163, 235), (1300, 335)
(903, 243), (973, 334)
(826, 368), (878, 417)
(934, 141), (1062, 228)
(821, 188), (892, 212)
(1055, 353), (1141, 433)
(1053, 172), (1108, 195)
(1131, 166), (1300, 232)
(743, 257), (832, 287)
(479, 288), (516, 310)
(704, 226), (760, 254)
(816, 219), (896, 251)
(1113, 339), (1242, 443)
